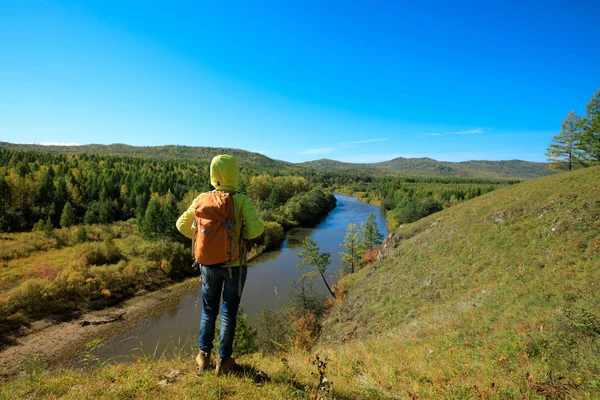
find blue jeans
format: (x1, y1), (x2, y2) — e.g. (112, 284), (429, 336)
(198, 265), (247, 359)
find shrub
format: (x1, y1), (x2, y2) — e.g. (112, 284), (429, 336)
(362, 246), (381, 264)
(253, 305), (293, 354)
(262, 221), (284, 250)
(21, 263), (61, 282)
(76, 226), (87, 243)
(212, 307), (258, 356)
(292, 311), (320, 350)
(80, 239), (122, 266)
(233, 308), (258, 356)
(6, 279), (58, 315)
(122, 259), (151, 287)
(288, 278), (328, 320)
(32, 219), (45, 232)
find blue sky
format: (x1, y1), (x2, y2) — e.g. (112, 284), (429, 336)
(1, 1), (599, 163)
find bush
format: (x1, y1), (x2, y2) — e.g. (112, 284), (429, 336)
(21, 262), (61, 282)
(76, 226), (87, 243)
(292, 311), (320, 350)
(80, 239), (122, 266)
(280, 189), (336, 228)
(262, 221), (284, 250)
(6, 279), (58, 315)
(253, 306), (293, 354)
(212, 307), (258, 357)
(390, 197), (444, 225)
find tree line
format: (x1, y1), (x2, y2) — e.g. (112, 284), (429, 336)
(546, 89), (600, 170)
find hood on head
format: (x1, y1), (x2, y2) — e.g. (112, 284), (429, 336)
(210, 154), (239, 191)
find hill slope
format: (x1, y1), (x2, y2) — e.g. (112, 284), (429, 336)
(319, 166), (599, 397)
(299, 157), (552, 180)
(0, 142), (291, 169)
(2, 142), (550, 180)
(1, 168), (597, 399)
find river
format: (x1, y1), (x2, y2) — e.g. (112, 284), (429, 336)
(93, 194), (386, 362)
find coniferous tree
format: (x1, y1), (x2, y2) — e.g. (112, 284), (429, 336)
(546, 111), (582, 171)
(43, 216), (54, 236)
(0, 176), (11, 231)
(578, 89), (600, 165)
(297, 237), (335, 298)
(77, 225), (87, 243)
(339, 223), (364, 275)
(362, 213), (384, 250)
(141, 195), (164, 239)
(35, 166), (55, 207)
(60, 202), (76, 227)
(162, 190), (180, 240)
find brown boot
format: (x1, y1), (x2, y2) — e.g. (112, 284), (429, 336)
(215, 356), (235, 375)
(196, 350), (211, 371)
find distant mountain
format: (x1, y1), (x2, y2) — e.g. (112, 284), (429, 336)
(1, 142), (551, 180)
(299, 157), (552, 180)
(0, 142), (291, 169)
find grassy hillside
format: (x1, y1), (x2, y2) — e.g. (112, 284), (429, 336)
(320, 166), (599, 397)
(299, 157), (552, 180)
(1, 167), (598, 399)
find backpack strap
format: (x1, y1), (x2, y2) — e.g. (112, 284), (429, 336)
(238, 219), (246, 295)
(217, 190), (245, 294)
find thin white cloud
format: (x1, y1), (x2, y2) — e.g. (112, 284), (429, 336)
(299, 147), (334, 155)
(453, 128), (483, 135)
(423, 128), (484, 137)
(349, 138), (387, 144)
(40, 142), (81, 146)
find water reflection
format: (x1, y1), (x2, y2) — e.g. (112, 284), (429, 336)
(94, 194), (386, 362)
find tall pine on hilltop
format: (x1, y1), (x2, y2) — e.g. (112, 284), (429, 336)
(579, 89), (600, 165)
(546, 111), (582, 171)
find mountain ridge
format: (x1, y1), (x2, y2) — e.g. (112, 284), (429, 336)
(1, 141), (550, 180)
(299, 156), (551, 180)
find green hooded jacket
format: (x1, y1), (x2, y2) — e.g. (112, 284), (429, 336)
(176, 155), (264, 266)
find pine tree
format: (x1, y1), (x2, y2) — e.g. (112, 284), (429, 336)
(35, 167), (56, 207)
(546, 111), (583, 171)
(141, 195), (164, 239)
(43, 216), (54, 236)
(578, 89), (600, 165)
(362, 213), (384, 250)
(77, 225), (87, 243)
(0, 176), (12, 231)
(339, 223), (364, 275)
(162, 190), (180, 240)
(60, 202), (76, 227)
(297, 237), (335, 298)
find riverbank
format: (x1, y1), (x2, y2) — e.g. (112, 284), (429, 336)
(0, 193), (385, 376)
(0, 278), (199, 377)
(89, 194), (386, 363)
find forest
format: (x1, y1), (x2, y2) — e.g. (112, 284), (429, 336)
(0, 146), (511, 333)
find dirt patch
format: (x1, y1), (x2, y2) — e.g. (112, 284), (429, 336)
(0, 278), (199, 377)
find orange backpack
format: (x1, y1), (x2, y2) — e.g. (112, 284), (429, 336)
(192, 191), (242, 265)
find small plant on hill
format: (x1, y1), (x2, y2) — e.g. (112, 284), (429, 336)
(213, 306), (257, 357)
(80, 338), (104, 369)
(253, 305), (293, 354)
(309, 354), (333, 400)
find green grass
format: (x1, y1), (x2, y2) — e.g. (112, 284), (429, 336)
(1, 167), (598, 399)
(320, 166), (600, 398)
